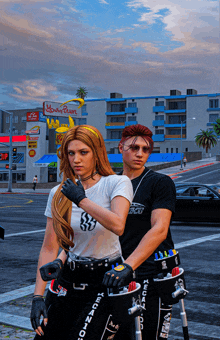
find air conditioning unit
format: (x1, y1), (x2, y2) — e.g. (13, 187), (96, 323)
(186, 89), (197, 95)
(110, 93), (123, 99)
(170, 90), (181, 96)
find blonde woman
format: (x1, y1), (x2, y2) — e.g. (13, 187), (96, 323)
(30, 125), (133, 340)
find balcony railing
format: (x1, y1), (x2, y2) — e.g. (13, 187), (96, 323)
(125, 107), (138, 114)
(105, 122), (125, 126)
(165, 134), (186, 139)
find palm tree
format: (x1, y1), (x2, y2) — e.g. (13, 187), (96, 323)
(195, 129), (218, 154)
(213, 118), (220, 136)
(76, 86), (88, 99)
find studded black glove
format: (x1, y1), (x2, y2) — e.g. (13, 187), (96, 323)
(61, 179), (86, 206)
(102, 263), (134, 288)
(40, 259), (63, 282)
(30, 296), (48, 331)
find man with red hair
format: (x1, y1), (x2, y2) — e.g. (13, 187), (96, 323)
(103, 124), (176, 339)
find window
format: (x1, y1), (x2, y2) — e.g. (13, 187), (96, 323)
(155, 115), (164, 121)
(110, 130), (123, 139)
(168, 115), (186, 124)
(166, 148), (169, 153)
(176, 148), (178, 153)
(14, 116), (18, 123)
(171, 148), (173, 153)
(155, 129), (164, 134)
(21, 116), (26, 122)
(6, 116), (9, 124)
(209, 99), (219, 108)
(111, 104), (126, 112)
(128, 116), (137, 121)
(185, 148), (188, 152)
(209, 114), (219, 122)
(168, 128), (186, 135)
(128, 102), (137, 108)
(155, 101), (164, 107)
(169, 101), (186, 110)
(82, 104), (87, 113)
(17, 173), (25, 181)
(110, 116), (125, 123)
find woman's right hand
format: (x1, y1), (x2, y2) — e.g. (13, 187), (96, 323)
(40, 259), (64, 281)
(30, 296), (48, 336)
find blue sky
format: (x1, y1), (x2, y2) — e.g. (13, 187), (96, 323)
(0, 0), (219, 109)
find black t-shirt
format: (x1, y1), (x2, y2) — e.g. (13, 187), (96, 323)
(119, 167), (176, 279)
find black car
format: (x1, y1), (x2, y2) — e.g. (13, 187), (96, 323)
(173, 183), (220, 222)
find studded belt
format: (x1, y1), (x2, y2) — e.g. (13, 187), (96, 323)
(67, 254), (122, 271)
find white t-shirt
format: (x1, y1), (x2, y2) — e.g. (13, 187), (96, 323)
(45, 175), (133, 259)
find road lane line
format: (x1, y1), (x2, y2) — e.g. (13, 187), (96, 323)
(0, 284), (50, 304)
(175, 233), (220, 249)
(179, 169), (220, 182)
(4, 229), (46, 238)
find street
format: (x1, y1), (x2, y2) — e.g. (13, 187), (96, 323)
(0, 161), (220, 339)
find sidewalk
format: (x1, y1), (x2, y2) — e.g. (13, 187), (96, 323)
(155, 156), (219, 178)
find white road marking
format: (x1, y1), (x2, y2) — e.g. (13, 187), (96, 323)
(180, 169), (220, 182)
(4, 229), (46, 238)
(175, 233), (220, 249)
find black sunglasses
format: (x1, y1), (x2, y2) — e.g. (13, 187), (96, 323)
(124, 144), (150, 154)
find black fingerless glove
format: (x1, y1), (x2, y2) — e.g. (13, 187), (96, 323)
(61, 179), (86, 206)
(40, 259), (63, 281)
(102, 263), (134, 288)
(30, 296), (48, 330)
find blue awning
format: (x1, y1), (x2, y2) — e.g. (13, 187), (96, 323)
(34, 154), (57, 167)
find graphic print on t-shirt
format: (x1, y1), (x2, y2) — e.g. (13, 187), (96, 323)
(129, 202), (145, 215)
(80, 212), (97, 231)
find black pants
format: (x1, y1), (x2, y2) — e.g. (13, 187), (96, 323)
(34, 259), (122, 340)
(114, 278), (172, 340)
(33, 183), (37, 190)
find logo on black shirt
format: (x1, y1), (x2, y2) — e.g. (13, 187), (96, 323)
(80, 212), (97, 231)
(129, 202), (145, 214)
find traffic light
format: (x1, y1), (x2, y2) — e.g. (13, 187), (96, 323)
(12, 148), (17, 157)
(5, 164), (9, 169)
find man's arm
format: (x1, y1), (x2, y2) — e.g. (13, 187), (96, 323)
(124, 208), (172, 271)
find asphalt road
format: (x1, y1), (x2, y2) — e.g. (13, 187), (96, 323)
(171, 162), (220, 184)
(0, 163), (220, 339)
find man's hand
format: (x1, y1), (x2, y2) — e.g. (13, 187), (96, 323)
(102, 263), (134, 288)
(61, 179), (86, 206)
(30, 296), (48, 334)
(40, 259), (63, 281)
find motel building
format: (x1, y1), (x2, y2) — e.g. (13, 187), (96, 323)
(0, 89), (219, 183)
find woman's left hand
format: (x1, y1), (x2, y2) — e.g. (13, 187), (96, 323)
(61, 179), (86, 206)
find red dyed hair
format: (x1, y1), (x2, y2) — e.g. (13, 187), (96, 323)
(119, 124), (154, 154)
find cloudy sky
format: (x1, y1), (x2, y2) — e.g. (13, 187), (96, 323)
(0, 0), (219, 109)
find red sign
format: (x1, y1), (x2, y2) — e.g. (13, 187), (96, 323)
(27, 112), (39, 121)
(0, 135), (26, 143)
(0, 152), (9, 161)
(29, 149), (36, 157)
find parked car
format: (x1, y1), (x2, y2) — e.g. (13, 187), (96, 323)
(173, 183), (220, 222)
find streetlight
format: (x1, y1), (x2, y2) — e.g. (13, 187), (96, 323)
(180, 117), (196, 170)
(0, 109), (13, 192)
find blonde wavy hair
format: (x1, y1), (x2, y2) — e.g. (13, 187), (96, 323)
(51, 125), (115, 251)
